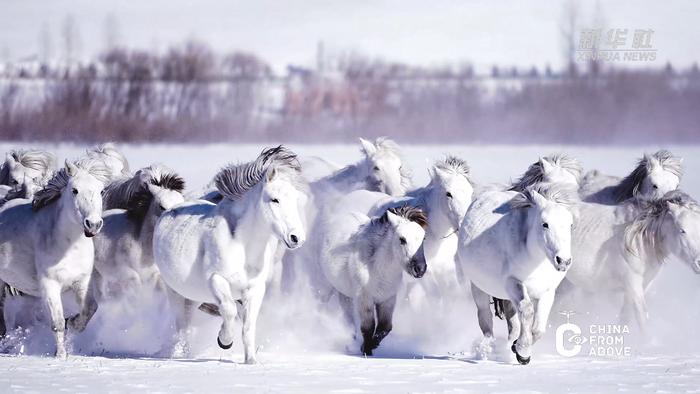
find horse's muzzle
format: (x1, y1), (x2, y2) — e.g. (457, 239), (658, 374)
(409, 259), (427, 278)
(83, 218), (104, 238)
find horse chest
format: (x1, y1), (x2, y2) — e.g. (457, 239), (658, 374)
(516, 259), (566, 298)
(37, 238), (94, 283)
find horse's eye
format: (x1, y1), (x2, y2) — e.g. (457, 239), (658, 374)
(159, 204), (166, 210)
(270, 198), (280, 204)
(680, 229), (687, 234)
(399, 237), (407, 245)
(10, 179), (18, 185)
(373, 166), (380, 171)
(446, 192), (453, 199)
(652, 184), (659, 190)
(72, 188), (78, 195)
(543, 222), (549, 229)
(100, 190), (105, 196)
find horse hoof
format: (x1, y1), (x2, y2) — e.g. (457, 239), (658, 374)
(217, 337), (233, 350)
(511, 341), (530, 365)
(515, 352), (531, 365)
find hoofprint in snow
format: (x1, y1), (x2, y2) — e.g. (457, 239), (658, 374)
(1, 142), (700, 393)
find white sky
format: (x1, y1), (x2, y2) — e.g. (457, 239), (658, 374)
(1, 0), (698, 74)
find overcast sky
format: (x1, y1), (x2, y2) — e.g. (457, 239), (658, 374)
(1, 0), (698, 73)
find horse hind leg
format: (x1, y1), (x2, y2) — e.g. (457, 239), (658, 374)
(0, 281), (7, 337)
(208, 274), (237, 350)
(40, 279), (67, 359)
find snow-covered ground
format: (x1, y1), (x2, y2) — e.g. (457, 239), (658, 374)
(1, 142), (700, 393)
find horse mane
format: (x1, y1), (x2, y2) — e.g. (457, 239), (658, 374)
(214, 145), (302, 201)
(624, 189), (698, 261)
(376, 205), (429, 230)
(87, 142), (131, 177)
(0, 149), (56, 185)
(103, 164), (185, 219)
(613, 150), (683, 203)
(32, 157), (112, 211)
(510, 182), (579, 209)
(509, 154), (582, 192)
(434, 155), (471, 181)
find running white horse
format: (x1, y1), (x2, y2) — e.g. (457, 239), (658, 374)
(580, 150), (682, 204)
(279, 137), (412, 293)
(315, 196), (428, 355)
(456, 183), (577, 364)
(0, 149), (56, 202)
(153, 146), (308, 364)
(93, 164), (185, 300)
(0, 158), (110, 357)
(374, 156), (473, 299)
(565, 190), (700, 329)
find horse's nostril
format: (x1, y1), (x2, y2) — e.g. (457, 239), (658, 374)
(290, 234), (298, 244)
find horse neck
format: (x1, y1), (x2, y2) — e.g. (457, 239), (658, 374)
(323, 161), (367, 193)
(422, 183), (455, 239)
(361, 223), (403, 281)
(218, 187), (274, 260)
(138, 204), (160, 263)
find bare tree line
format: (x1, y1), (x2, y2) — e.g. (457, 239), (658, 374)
(1, 38), (699, 144)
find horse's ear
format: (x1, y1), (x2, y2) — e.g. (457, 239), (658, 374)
(539, 157), (554, 174)
(666, 200), (682, 217)
(65, 160), (78, 177)
(359, 138), (377, 156)
(5, 153), (15, 165)
(385, 210), (401, 228)
(432, 165), (450, 181)
(530, 189), (548, 208)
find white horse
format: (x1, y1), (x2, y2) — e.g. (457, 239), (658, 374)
(315, 197), (428, 355)
(93, 165), (185, 300)
(153, 146), (307, 364)
(580, 150), (682, 204)
(279, 137), (412, 293)
(0, 149), (56, 202)
(456, 183), (577, 364)
(86, 142), (131, 180)
(565, 190), (700, 329)
(0, 158), (109, 357)
(374, 156), (473, 300)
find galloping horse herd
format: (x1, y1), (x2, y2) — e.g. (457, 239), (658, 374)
(0, 139), (698, 365)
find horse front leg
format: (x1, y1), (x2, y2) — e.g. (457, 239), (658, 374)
(502, 299), (521, 344)
(240, 283), (265, 364)
(372, 295), (396, 352)
(66, 276), (98, 333)
(531, 289), (555, 343)
(40, 278), (67, 359)
(357, 295), (376, 356)
(208, 274), (237, 350)
(470, 282), (494, 338)
(622, 279), (648, 333)
(505, 277), (534, 365)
